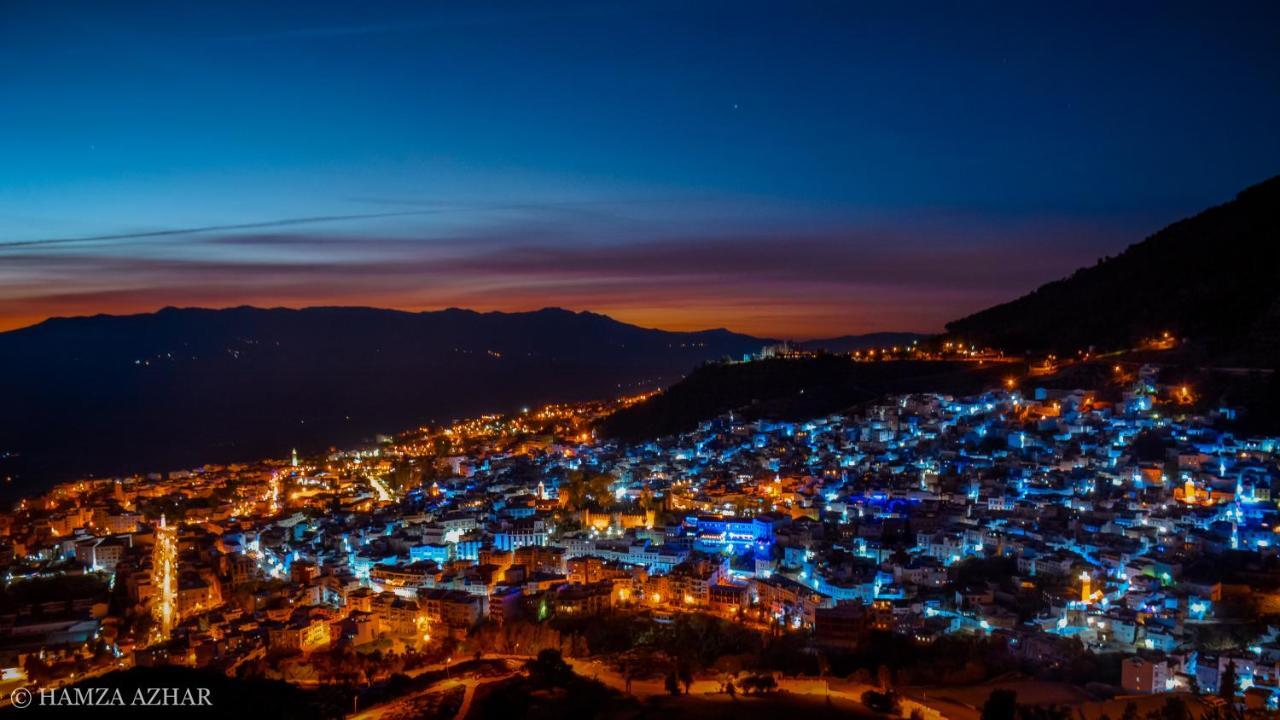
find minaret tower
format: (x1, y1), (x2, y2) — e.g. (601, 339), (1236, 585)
(151, 514), (178, 643)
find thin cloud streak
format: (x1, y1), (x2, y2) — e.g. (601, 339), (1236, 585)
(0, 211), (447, 249)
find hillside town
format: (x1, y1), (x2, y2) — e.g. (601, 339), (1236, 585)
(3, 362), (1280, 714)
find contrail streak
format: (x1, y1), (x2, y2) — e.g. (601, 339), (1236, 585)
(0, 210), (445, 250)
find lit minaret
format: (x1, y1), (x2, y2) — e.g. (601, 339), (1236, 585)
(537, 479), (546, 501)
(269, 473), (281, 515)
(1079, 570), (1092, 604)
(151, 515), (178, 644)
(291, 448), (299, 468)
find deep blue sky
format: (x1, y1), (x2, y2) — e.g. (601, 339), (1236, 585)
(3, 1), (1279, 337)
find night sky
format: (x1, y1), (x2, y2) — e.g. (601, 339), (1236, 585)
(3, 1), (1279, 338)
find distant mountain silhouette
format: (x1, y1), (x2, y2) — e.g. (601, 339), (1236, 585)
(0, 306), (769, 492)
(946, 175), (1280, 366)
(800, 332), (929, 353)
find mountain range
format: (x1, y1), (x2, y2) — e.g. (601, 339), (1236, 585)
(0, 306), (773, 491)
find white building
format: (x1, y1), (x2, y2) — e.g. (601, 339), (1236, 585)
(1121, 656), (1169, 694)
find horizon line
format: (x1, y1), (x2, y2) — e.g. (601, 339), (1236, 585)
(0, 302), (937, 344)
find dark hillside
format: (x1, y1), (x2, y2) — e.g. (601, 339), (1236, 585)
(946, 175), (1280, 366)
(598, 356), (1012, 441)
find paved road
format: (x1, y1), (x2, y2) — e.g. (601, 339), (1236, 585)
(451, 674), (511, 720)
(351, 659), (521, 720)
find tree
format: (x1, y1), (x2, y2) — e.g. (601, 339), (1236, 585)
(527, 648), (572, 687)
(1016, 706), (1072, 720)
(982, 689), (1018, 720)
(665, 671), (682, 696)
(22, 654), (50, 684)
(677, 660), (694, 695)
(560, 471), (616, 512)
(861, 689), (902, 715)
(739, 674), (777, 695)
(1151, 698), (1190, 720)
(1218, 661), (1237, 700)
(1200, 704), (1245, 720)
(752, 674), (778, 694)
(639, 486), (655, 510)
